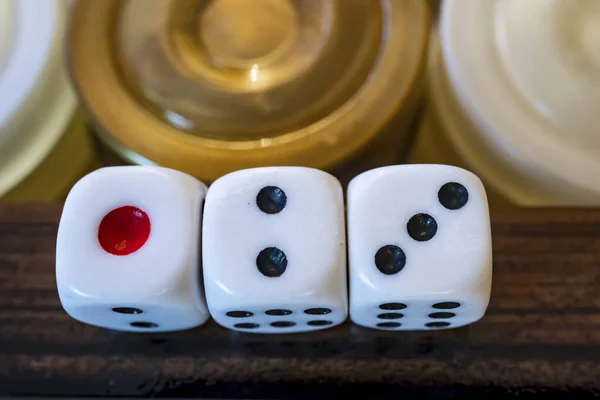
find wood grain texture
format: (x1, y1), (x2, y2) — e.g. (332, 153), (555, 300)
(1, 203), (600, 398)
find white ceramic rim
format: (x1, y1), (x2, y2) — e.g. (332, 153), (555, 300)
(427, 29), (573, 205)
(0, 0), (76, 196)
(0, 1), (13, 75)
(440, 0), (600, 201)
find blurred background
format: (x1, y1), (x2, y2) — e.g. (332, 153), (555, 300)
(0, 0), (597, 207)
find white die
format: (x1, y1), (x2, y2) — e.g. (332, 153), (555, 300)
(348, 165), (492, 331)
(202, 167), (347, 333)
(56, 166), (209, 332)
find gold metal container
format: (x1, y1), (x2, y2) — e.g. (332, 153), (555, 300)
(68, 0), (430, 183)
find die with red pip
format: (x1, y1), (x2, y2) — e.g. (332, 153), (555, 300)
(56, 166), (210, 332)
(56, 164), (492, 334)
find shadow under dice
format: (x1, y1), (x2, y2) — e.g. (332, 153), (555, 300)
(348, 165), (492, 331)
(56, 166), (209, 332)
(202, 167), (348, 333)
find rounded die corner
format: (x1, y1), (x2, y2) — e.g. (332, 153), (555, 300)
(295, 166), (342, 184)
(347, 167), (383, 189)
(153, 167), (208, 190)
(62, 168), (116, 204)
(348, 165), (413, 193)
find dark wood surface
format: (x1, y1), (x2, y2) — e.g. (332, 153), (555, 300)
(1, 203), (600, 398)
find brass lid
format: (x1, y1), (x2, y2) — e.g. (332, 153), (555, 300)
(68, 0), (429, 181)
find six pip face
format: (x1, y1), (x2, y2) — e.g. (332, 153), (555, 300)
(347, 165), (493, 331)
(202, 167), (348, 334)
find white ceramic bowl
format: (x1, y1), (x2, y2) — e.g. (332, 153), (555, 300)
(428, 0), (600, 205)
(0, 0), (76, 196)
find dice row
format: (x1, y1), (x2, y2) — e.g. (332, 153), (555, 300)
(56, 165), (492, 334)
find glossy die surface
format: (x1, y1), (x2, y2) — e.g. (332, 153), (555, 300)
(56, 166), (209, 332)
(348, 165), (492, 330)
(202, 167), (347, 333)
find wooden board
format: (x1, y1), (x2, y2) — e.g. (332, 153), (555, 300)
(1, 203), (600, 398)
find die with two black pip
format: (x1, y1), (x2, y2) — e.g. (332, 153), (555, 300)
(56, 164), (492, 333)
